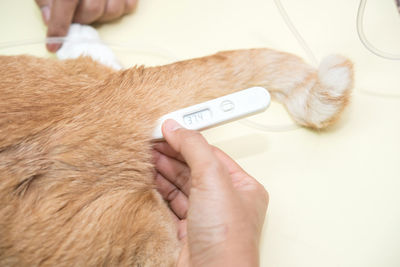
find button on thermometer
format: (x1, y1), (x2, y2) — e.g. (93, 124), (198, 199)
(152, 87), (271, 140)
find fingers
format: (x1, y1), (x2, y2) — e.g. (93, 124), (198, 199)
(162, 120), (217, 172)
(35, 0), (51, 25)
(155, 140), (246, 177)
(159, 120), (263, 194)
(35, 0), (51, 8)
(46, 0), (79, 52)
(162, 119), (231, 189)
(124, 0), (138, 14)
(153, 142), (185, 163)
(153, 150), (191, 196)
(153, 149), (190, 219)
(74, 0), (138, 23)
(41, 0), (138, 52)
(73, 0), (106, 24)
(154, 142), (250, 194)
(155, 173), (189, 219)
(98, 0), (125, 22)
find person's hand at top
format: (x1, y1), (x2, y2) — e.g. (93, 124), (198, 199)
(35, 0), (138, 52)
(153, 119), (269, 266)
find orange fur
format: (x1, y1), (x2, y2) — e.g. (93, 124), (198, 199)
(0, 48), (353, 266)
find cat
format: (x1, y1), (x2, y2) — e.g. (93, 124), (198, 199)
(0, 24), (353, 266)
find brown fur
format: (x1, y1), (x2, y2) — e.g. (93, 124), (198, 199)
(0, 48), (353, 266)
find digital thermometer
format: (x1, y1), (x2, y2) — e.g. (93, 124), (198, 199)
(152, 87), (271, 140)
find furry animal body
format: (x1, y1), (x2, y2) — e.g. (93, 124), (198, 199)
(0, 25), (353, 266)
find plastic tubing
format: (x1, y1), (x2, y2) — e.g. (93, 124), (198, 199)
(357, 0), (400, 60)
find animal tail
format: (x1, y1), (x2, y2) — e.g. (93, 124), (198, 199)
(282, 55), (354, 129)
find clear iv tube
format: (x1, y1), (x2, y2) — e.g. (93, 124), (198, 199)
(272, 0), (319, 67)
(357, 0), (400, 60)
(239, 0), (323, 133)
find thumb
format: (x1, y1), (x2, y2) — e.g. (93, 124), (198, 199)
(161, 119), (230, 189)
(161, 119), (216, 173)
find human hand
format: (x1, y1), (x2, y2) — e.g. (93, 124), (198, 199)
(35, 0), (138, 52)
(153, 119), (269, 267)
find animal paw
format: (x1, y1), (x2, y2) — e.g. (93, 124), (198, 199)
(56, 24), (122, 70)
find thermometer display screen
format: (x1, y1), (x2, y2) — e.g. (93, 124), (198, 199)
(183, 108), (212, 126)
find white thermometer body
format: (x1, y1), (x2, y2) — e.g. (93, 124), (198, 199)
(152, 86), (271, 140)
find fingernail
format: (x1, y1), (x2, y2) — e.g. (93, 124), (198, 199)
(46, 43), (61, 53)
(163, 119), (182, 133)
(41, 6), (50, 25)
